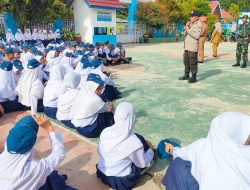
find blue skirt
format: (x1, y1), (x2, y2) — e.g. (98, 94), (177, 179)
(101, 85), (122, 102)
(76, 112), (114, 138)
(0, 98), (29, 113)
(96, 133), (149, 190)
(162, 157), (199, 190)
(44, 107), (58, 119)
(38, 170), (77, 190)
(61, 120), (76, 129)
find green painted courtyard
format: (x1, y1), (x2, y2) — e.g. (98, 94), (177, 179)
(1, 41), (249, 189)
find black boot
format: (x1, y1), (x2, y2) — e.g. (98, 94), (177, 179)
(232, 62), (240, 67)
(179, 73), (190, 80)
(240, 62), (247, 68)
(188, 74), (197, 83)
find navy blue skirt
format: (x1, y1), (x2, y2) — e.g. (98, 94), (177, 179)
(44, 107), (58, 119)
(76, 112), (114, 138)
(39, 170), (76, 190)
(101, 85), (122, 102)
(96, 133), (149, 190)
(0, 98), (29, 113)
(162, 157), (199, 190)
(61, 120), (76, 129)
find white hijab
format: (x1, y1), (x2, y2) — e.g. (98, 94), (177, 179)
(43, 65), (65, 107)
(32, 29), (39, 40)
(98, 102), (143, 162)
(16, 66), (44, 106)
(60, 56), (79, 74)
(179, 112), (250, 190)
(56, 72), (81, 121)
(15, 29), (25, 42)
(70, 81), (105, 120)
(0, 68), (16, 101)
(6, 29), (15, 42)
(91, 64), (114, 86)
(24, 29), (32, 40)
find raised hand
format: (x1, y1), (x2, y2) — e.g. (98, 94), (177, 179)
(32, 114), (54, 133)
(164, 142), (174, 155)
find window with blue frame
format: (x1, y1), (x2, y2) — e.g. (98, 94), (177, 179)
(94, 27), (115, 35)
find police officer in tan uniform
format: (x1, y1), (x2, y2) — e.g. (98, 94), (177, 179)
(198, 14), (208, 63)
(179, 11), (203, 83)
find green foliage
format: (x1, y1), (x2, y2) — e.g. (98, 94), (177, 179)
(193, 0), (211, 16)
(228, 3), (240, 19)
(117, 3), (128, 20)
(207, 13), (218, 33)
(4, 0), (73, 28)
(177, 0), (211, 24)
(62, 29), (76, 41)
(137, 0), (182, 27)
(220, 0), (250, 11)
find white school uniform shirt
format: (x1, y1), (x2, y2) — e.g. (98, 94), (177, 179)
(24, 29), (32, 41)
(43, 65), (65, 108)
(6, 29), (15, 42)
(0, 68), (17, 102)
(91, 64), (114, 86)
(0, 132), (65, 190)
(172, 112), (250, 190)
(70, 81), (106, 128)
(32, 29), (39, 40)
(15, 29), (25, 42)
(56, 72), (81, 121)
(103, 46), (111, 60)
(60, 56), (79, 74)
(98, 102), (154, 177)
(16, 66), (44, 114)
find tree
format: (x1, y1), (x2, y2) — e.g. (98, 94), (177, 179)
(219, 0), (250, 11)
(228, 3), (240, 19)
(4, 0), (73, 28)
(137, 0), (182, 27)
(177, 0), (211, 24)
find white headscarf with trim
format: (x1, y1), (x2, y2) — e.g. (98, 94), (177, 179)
(98, 102), (143, 162)
(16, 66), (44, 106)
(175, 112), (250, 190)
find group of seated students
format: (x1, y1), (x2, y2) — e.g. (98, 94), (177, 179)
(0, 39), (249, 190)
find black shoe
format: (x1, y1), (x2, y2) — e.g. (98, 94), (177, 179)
(188, 74), (197, 83)
(61, 174), (68, 183)
(232, 63), (240, 67)
(198, 61), (203, 63)
(179, 73), (189, 80)
(240, 63), (247, 68)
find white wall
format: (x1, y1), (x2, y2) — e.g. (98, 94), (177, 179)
(73, 0), (117, 43)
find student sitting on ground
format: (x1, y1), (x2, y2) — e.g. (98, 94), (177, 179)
(0, 61), (28, 115)
(16, 58), (44, 114)
(43, 65), (65, 119)
(0, 114), (71, 190)
(96, 102), (155, 190)
(116, 42), (132, 63)
(162, 112), (250, 190)
(56, 72), (81, 129)
(70, 73), (114, 138)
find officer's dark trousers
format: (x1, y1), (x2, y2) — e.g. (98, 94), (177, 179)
(183, 50), (198, 74)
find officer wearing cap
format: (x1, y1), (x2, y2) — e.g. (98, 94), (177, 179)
(232, 15), (249, 68)
(179, 10), (203, 83)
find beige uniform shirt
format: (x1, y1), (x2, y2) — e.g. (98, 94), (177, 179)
(184, 20), (203, 52)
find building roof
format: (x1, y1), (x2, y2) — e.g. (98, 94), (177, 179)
(84, 0), (125, 10)
(221, 9), (233, 19)
(209, 1), (219, 13)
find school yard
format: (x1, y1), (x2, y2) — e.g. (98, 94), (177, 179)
(1, 42), (250, 190)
